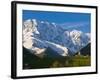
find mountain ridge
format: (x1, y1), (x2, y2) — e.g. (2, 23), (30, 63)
(23, 19), (91, 57)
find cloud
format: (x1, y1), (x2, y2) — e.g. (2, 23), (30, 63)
(60, 22), (90, 29)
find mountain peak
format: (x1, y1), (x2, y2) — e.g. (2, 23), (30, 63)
(32, 19), (37, 26)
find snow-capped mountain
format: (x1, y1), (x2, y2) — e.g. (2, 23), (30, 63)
(23, 19), (90, 57)
(62, 30), (90, 53)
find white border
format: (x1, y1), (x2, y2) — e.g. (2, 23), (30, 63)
(17, 3), (96, 77)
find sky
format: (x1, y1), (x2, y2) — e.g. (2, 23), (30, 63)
(23, 10), (91, 33)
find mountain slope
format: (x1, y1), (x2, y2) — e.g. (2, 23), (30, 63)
(80, 43), (91, 56)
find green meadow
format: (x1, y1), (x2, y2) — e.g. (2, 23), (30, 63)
(23, 48), (91, 69)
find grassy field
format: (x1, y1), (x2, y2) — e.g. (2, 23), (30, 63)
(23, 51), (91, 69)
(50, 55), (91, 68)
(23, 46), (91, 69)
